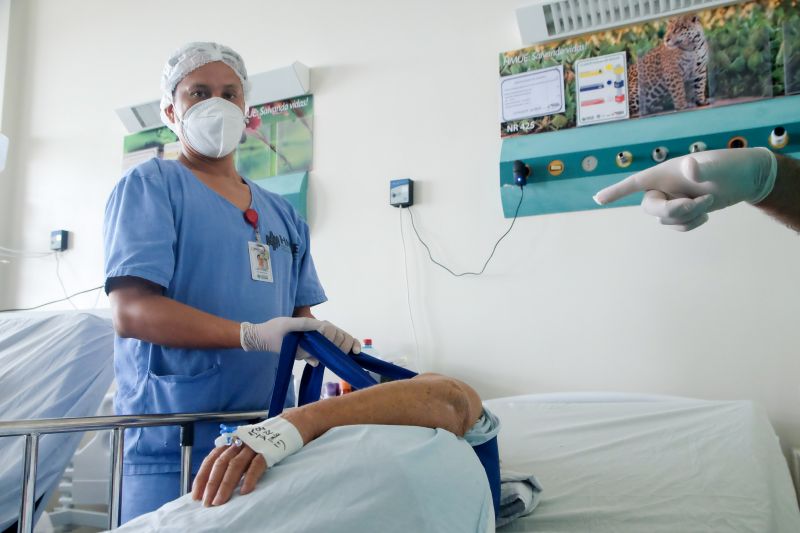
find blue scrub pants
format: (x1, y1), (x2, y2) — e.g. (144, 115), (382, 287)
(121, 472), (194, 524)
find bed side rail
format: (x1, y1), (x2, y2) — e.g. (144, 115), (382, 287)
(0, 410), (268, 533)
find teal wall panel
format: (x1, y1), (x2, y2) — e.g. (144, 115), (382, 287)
(499, 96), (800, 218)
(252, 171), (308, 220)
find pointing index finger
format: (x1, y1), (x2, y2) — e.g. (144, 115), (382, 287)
(593, 173), (644, 205)
(594, 159), (684, 205)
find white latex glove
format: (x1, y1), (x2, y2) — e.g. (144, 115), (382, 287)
(593, 148), (777, 231)
(240, 317), (323, 354)
(315, 321), (362, 355)
(240, 318), (361, 366)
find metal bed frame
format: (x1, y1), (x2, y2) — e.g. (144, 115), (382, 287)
(0, 331), (417, 533)
(0, 410), (268, 533)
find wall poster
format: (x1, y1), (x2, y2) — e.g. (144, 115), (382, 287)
(499, 0), (799, 137)
(122, 94), (314, 218)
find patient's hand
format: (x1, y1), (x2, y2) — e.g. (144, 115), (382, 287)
(190, 375), (482, 507)
(192, 443), (267, 506)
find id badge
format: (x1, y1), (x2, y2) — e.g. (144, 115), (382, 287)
(248, 241), (273, 282)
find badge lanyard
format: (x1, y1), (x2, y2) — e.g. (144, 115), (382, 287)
(243, 208), (261, 243)
(244, 207), (274, 283)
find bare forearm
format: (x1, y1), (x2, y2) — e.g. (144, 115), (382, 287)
(293, 306), (314, 318)
(113, 293), (241, 349)
(109, 278), (316, 350)
(758, 154), (800, 232)
(281, 373), (483, 444)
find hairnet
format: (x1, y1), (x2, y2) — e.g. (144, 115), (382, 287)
(159, 42), (251, 127)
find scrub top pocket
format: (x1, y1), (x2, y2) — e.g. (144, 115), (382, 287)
(135, 364), (222, 457)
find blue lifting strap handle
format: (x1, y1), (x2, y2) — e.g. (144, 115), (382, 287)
(269, 331), (417, 416)
(268, 330), (501, 517)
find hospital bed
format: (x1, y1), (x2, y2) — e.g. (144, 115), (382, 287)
(0, 312), (115, 532)
(1, 317), (798, 531)
(5, 397), (797, 532)
(486, 392), (800, 532)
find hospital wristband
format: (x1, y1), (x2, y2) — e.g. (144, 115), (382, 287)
(750, 147), (778, 205)
(233, 416), (304, 467)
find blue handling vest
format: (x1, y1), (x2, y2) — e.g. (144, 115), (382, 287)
(269, 331), (501, 517)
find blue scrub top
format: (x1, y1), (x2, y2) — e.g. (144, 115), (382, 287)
(103, 158), (327, 475)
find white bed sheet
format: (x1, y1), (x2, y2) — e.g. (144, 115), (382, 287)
(486, 393), (800, 532)
(0, 312), (114, 530)
(110, 425), (494, 533)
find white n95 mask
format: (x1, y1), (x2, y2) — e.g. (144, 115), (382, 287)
(172, 97), (246, 159)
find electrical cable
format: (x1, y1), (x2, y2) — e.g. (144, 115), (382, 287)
(406, 187), (525, 277)
(399, 209), (421, 369)
(91, 285), (104, 309)
(0, 286), (104, 313)
(55, 252), (79, 310)
(0, 246), (55, 258)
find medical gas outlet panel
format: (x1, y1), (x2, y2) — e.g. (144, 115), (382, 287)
(497, 0), (800, 218)
(499, 96), (800, 218)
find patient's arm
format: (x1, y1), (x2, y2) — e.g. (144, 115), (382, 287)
(284, 372), (483, 442)
(758, 154), (800, 232)
(192, 373), (483, 507)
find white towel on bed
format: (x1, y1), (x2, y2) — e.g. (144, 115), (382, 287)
(497, 469), (542, 529)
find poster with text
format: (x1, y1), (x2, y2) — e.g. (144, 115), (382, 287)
(574, 52), (629, 126)
(236, 95), (314, 180)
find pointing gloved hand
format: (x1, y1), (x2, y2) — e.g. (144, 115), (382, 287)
(593, 148), (777, 231)
(240, 317), (361, 365)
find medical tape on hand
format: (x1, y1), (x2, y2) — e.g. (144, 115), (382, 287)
(232, 417), (304, 467)
(239, 322), (260, 352)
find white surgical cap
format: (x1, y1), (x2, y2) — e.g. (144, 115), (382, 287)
(159, 42), (251, 127)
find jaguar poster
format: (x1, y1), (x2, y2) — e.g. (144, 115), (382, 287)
(499, 0), (799, 137)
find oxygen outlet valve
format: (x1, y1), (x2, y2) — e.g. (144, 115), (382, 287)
(769, 127), (789, 149)
(727, 136), (748, 149)
(689, 141), (707, 153)
(651, 146), (669, 163)
(615, 151), (633, 168)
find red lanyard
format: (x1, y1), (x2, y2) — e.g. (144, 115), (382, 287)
(243, 208), (261, 243)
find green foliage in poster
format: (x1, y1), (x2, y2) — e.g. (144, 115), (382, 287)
(122, 128), (178, 154)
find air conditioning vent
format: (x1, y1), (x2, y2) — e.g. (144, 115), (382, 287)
(129, 101), (162, 130)
(115, 100), (162, 134)
(517, 0), (737, 44)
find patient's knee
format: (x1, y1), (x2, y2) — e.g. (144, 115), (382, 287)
(415, 373), (479, 437)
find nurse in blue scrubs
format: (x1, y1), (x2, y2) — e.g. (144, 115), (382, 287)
(102, 42), (360, 523)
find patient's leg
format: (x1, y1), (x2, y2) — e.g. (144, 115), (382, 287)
(285, 372), (484, 443)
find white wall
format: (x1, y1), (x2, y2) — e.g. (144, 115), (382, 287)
(2, 0), (799, 459)
(0, 0), (20, 304)
(0, 0), (11, 127)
